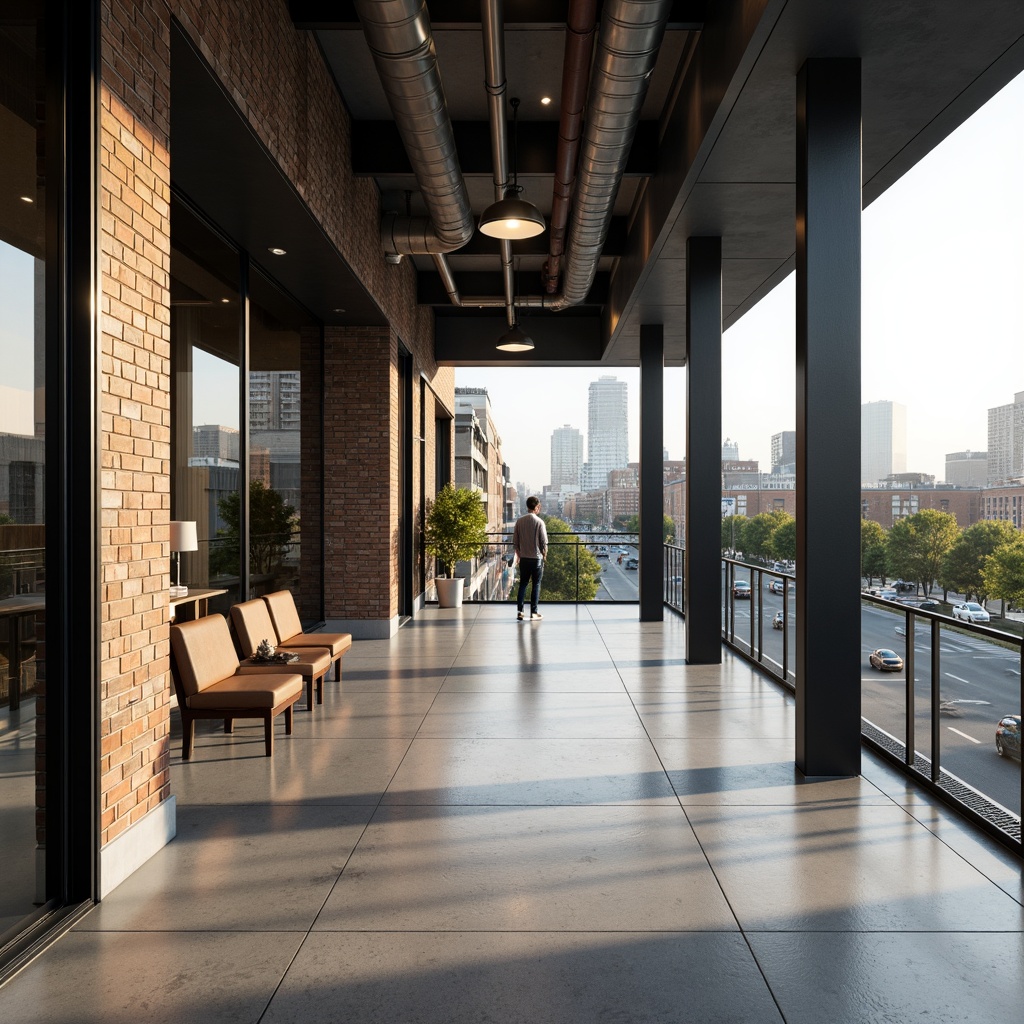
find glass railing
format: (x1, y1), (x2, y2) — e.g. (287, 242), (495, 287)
(719, 556), (1022, 851)
(426, 531), (641, 603)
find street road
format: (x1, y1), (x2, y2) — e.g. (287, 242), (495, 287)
(725, 576), (1021, 815)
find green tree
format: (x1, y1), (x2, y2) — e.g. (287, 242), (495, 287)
(0, 513), (13, 525)
(514, 514), (600, 601)
(212, 479), (298, 578)
(619, 514), (675, 543)
(939, 519), (1017, 604)
(722, 514), (747, 553)
(861, 519), (887, 584)
(742, 509), (793, 562)
(773, 518), (797, 562)
(424, 484), (489, 577)
(885, 509), (960, 596)
(982, 537), (1024, 612)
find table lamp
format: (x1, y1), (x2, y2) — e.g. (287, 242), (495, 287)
(169, 520), (198, 598)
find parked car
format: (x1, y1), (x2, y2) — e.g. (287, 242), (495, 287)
(869, 648), (903, 671)
(918, 600), (941, 612)
(732, 580), (751, 599)
(771, 610), (784, 630)
(893, 580), (915, 592)
(952, 602), (990, 624)
(995, 714), (1021, 760)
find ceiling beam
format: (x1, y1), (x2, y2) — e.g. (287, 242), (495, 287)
(354, 121), (657, 177)
(419, 270), (609, 306)
(434, 311), (606, 366)
(292, 1), (704, 30)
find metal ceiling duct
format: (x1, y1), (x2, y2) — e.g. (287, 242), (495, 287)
(355, 0), (474, 255)
(434, 0), (670, 314)
(557, 0), (671, 308)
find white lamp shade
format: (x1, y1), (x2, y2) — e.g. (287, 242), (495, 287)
(169, 520), (199, 552)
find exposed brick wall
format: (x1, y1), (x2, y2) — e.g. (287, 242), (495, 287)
(97, 77), (173, 846)
(322, 326), (396, 621)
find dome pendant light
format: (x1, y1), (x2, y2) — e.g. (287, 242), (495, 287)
(479, 98), (546, 240)
(496, 257), (535, 351)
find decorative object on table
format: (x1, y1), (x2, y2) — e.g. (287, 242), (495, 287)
(169, 520), (198, 597)
(423, 484), (488, 608)
(251, 637), (299, 664)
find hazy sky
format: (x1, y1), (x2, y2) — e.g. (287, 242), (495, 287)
(459, 68), (1024, 491)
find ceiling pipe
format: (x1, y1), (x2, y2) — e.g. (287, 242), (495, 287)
(434, 0), (671, 314)
(543, 0), (598, 295)
(355, 0), (474, 255)
(481, 0), (516, 326)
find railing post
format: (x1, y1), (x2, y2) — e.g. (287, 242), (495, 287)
(930, 618), (941, 782)
(905, 609), (915, 766)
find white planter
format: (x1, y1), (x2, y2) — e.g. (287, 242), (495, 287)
(435, 577), (464, 608)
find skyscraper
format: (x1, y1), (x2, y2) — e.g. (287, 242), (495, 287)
(861, 400), (907, 486)
(722, 438), (739, 461)
(550, 424), (583, 491)
(770, 430), (796, 474)
(582, 376), (628, 491)
(987, 391), (1024, 484)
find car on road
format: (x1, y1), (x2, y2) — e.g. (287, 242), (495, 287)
(772, 610), (784, 630)
(625, 557), (638, 570)
(869, 648), (903, 671)
(995, 714), (1021, 760)
(952, 602), (990, 624)
(893, 580), (915, 592)
(766, 579), (785, 595)
(732, 580), (751, 599)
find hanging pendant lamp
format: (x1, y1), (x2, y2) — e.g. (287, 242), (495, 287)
(479, 98), (545, 240)
(496, 322), (535, 352)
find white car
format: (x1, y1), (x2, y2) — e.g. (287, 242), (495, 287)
(952, 602), (990, 624)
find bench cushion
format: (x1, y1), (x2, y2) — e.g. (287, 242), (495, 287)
(187, 672), (303, 710)
(170, 615), (242, 698)
(274, 631), (352, 658)
(263, 591), (352, 657)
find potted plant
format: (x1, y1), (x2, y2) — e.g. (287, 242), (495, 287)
(424, 484), (489, 608)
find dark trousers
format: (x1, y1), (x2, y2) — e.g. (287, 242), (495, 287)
(516, 557), (543, 613)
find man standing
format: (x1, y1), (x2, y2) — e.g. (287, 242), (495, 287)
(513, 496), (548, 621)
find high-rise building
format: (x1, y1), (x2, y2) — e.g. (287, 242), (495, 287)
(582, 376), (628, 491)
(550, 424), (583, 491)
(945, 450), (988, 486)
(771, 430), (796, 474)
(987, 391), (1024, 484)
(454, 387), (507, 532)
(722, 438), (739, 461)
(861, 400), (907, 486)
(191, 424), (239, 463)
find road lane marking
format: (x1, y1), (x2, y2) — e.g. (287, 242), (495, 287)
(947, 727), (981, 744)
(945, 673), (969, 684)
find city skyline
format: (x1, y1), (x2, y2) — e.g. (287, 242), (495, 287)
(456, 66), (1024, 493)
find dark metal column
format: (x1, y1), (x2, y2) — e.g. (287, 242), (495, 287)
(795, 58), (862, 776)
(639, 324), (664, 621)
(684, 237), (722, 663)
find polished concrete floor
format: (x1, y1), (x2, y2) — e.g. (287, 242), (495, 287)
(1, 604), (1022, 1022)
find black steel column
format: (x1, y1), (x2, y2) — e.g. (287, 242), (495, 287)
(795, 58), (862, 776)
(685, 237), (722, 663)
(639, 325), (664, 621)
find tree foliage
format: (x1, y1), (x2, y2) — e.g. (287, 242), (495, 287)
(513, 514), (600, 601)
(773, 518), (797, 562)
(742, 510), (793, 562)
(939, 520), (1018, 603)
(212, 479), (298, 578)
(722, 514), (747, 553)
(982, 537), (1024, 611)
(885, 509), (959, 596)
(424, 484), (489, 577)
(861, 519), (887, 583)
(619, 514), (675, 544)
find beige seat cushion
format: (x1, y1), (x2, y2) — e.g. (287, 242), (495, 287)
(237, 647), (332, 677)
(230, 599), (281, 659)
(276, 631), (352, 658)
(187, 672), (303, 710)
(171, 615), (244, 698)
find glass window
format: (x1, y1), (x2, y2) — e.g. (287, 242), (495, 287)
(170, 205), (242, 615)
(0, 6), (48, 945)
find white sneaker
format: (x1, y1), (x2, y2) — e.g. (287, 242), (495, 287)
(531, 612), (543, 620)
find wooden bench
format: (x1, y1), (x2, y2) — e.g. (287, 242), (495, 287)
(169, 614), (302, 759)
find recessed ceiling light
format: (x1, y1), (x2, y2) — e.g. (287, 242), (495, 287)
(220, 298), (230, 303)
(268, 246), (287, 255)
(540, 96), (552, 106)
(20, 195), (33, 203)
(332, 307), (346, 314)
